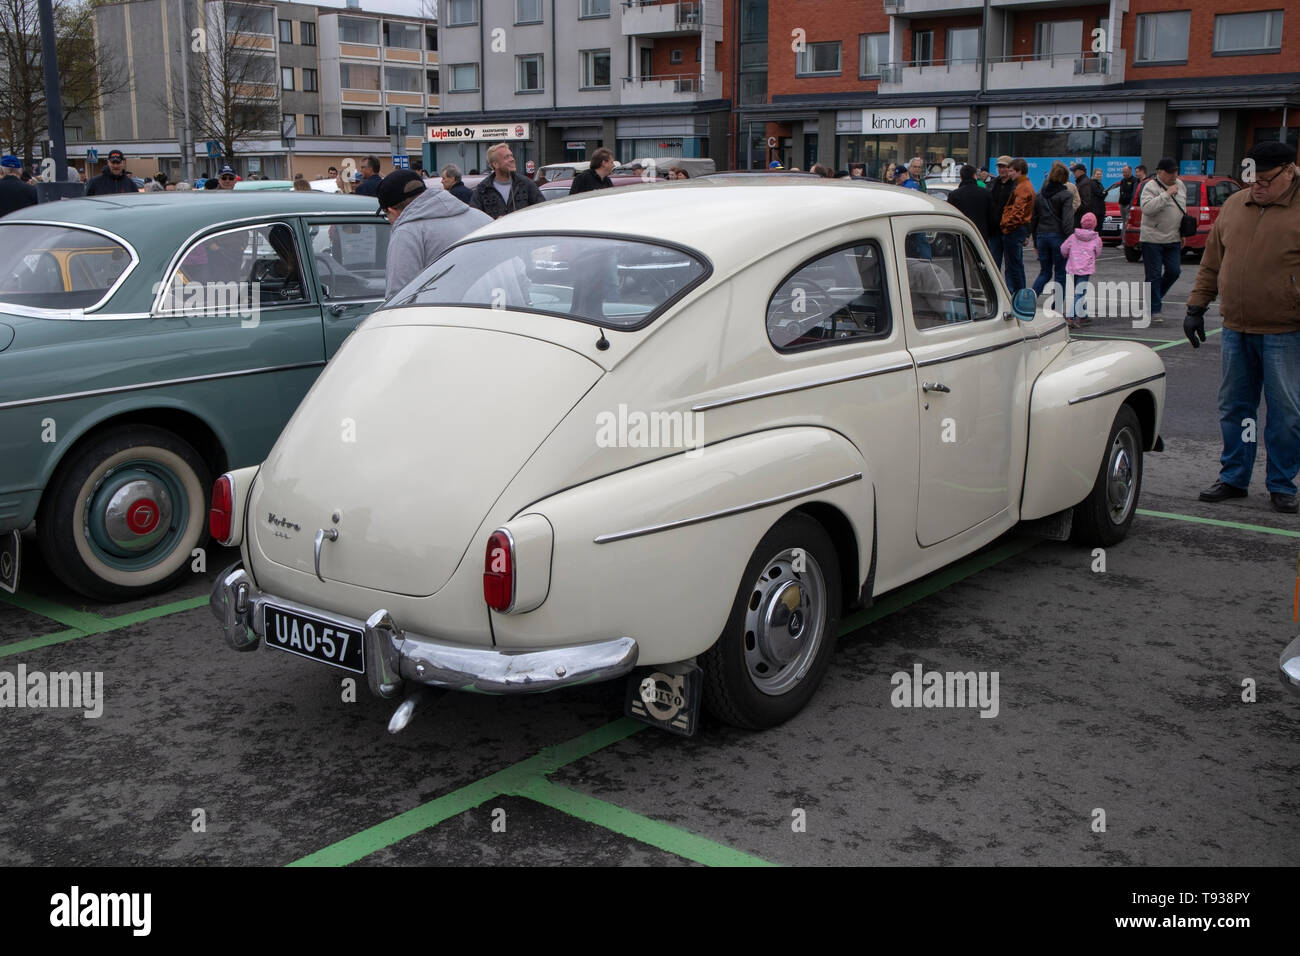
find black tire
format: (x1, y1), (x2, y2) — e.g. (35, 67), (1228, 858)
(37, 425), (212, 601)
(701, 512), (842, 729)
(1071, 405), (1143, 547)
(1123, 243), (1142, 263)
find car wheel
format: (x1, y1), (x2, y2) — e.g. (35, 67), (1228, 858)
(1123, 243), (1142, 263)
(701, 513), (841, 729)
(38, 425), (212, 601)
(1071, 405), (1143, 547)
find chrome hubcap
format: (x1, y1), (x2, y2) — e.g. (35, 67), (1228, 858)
(102, 479), (173, 551)
(84, 460), (189, 570)
(744, 548), (826, 696)
(1106, 428), (1138, 524)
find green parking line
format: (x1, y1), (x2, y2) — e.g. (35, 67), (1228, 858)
(517, 777), (777, 867)
(1137, 508), (1300, 539)
(1152, 327), (1222, 351)
(0, 593), (209, 659)
(0, 592), (112, 633)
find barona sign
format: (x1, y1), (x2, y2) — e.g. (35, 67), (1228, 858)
(1022, 111), (1106, 130)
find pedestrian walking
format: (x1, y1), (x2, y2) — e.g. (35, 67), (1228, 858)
(1184, 140), (1300, 514)
(378, 169), (491, 298)
(1060, 212), (1102, 327)
(85, 149), (140, 196)
(987, 156), (1016, 268)
(947, 164), (996, 241)
(469, 143), (544, 219)
(569, 148), (616, 195)
(999, 158), (1034, 293)
(353, 156), (383, 197)
(1140, 157), (1188, 323)
(1070, 163), (1104, 227)
(440, 164), (473, 203)
(1031, 162), (1073, 299)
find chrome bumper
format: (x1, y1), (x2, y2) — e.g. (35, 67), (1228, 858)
(210, 564), (638, 700)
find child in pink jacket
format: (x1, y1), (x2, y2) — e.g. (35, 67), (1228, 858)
(1060, 211), (1102, 326)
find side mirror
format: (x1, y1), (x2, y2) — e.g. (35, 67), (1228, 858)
(1281, 635), (1300, 698)
(1011, 287), (1037, 320)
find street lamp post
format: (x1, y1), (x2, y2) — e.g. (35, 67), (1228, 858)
(37, 0), (68, 182)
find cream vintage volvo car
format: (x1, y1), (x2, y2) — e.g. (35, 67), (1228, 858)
(210, 177), (1165, 735)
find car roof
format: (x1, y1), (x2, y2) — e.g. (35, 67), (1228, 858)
(470, 178), (947, 273)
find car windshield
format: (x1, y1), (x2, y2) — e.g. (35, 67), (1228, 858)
(0, 224), (133, 310)
(393, 235), (708, 328)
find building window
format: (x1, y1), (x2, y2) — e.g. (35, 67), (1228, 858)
(696, 46), (701, 63)
(385, 66), (423, 92)
(278, 19), (292, 43)
(948, 27), (979, 63)
(1135, 11), (1190, 63)
(449, 63), (480, 92)
(859, 33), (887, 76)
(912, 31), (933, 65)
(670, 49), (683, 64)
(516, 0), (542, 24)
(338, 16), (379, 45)
(580, 49), (610, 89)
(1033, 19), (1081, 58)
(427, 70), (440, 93)
(384, 22), (422, 49)
(516, 54), (543, 92)
(740, 41), (766, 70)
(339, 63), (380, 90)
(301, 21), (316, 45)
(302, 68), (317, 92)
(580, 0), (610, 18)
(281, 67), (294, 90)
(796, 41), (841, 75)
(739, 0), (766, 41)
(445, 0), (477, 27)
(426, 26), (437, 51)
(302, 114), (320, 135)
(226, 2), (273, 35)
(1213, 11), (1283, 54)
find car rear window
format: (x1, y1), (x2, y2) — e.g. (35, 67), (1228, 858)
(0, 224), (133, 310)
(392, 235), (709, 329)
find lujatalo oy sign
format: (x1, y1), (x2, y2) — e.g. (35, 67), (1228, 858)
(427, 123), (532, 142)
(862, 107), (938, 134)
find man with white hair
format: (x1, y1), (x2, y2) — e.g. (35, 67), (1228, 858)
(469, 143), (543, 219)
(908, 156), (928, 194)
(440, 163), (472, 204)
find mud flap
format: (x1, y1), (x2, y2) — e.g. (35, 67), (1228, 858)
(626, 660), (702, 737)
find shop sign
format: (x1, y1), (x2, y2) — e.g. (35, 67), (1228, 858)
(427, 123), (532, 142)
(862, 107), (938, 134)
(1021, 111), (1106, 130)
(566, 141), (587, 150)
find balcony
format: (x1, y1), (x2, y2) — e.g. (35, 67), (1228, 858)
(620, 0), (702, 37)
(882, 0), (983, 13)
(620, 73), (711, 104)
(986, 50), (1123, 90)
(877, 58), (980, 93)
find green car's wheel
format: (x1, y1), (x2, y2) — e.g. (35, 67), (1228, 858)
(38, 425), (211, 601)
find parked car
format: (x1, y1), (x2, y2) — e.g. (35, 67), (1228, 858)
(1122, 174), (1242, 262)
(614, 157), (716, 179)
(1100, 182), (1123, 245)
(539, 174), (655, 201)
(536, 162), (590, 184)
(210, 179), (1166, 735)
(0, 193), (392, 599)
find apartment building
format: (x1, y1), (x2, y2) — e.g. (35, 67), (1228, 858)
(427, 0), (729, 174)
(741, 0), (1298, 181)
(82, 0), (439, 182)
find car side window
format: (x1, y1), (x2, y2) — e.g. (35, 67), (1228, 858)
(767, 241), (890, 351)
(1185, 182), (1200, 207)
(310, 221), (391, 301)
(1207, 182), (1238, 206)
(905, 230), (995, 330)
(163, 223), (308, 311)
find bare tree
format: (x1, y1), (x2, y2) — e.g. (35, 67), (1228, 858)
(160, 0), (278, 164)
(0, 0), (129, 165)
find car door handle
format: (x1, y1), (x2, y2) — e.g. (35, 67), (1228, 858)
(327, 303), (352, 317)
(921, 382), (951, 393)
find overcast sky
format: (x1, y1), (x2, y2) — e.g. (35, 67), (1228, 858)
(314, 0), (436, 18)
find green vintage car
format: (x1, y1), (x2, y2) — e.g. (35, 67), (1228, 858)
(0, 192), (391, 599)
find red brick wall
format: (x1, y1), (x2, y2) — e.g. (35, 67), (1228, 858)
(767, 0), (890, 97)
(1008, 5), (1108, 57)
(650, 39), (702, 78)
(1122, 0), (1299, 78)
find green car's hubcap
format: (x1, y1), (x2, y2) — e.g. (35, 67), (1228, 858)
(85, 462), (188, 570)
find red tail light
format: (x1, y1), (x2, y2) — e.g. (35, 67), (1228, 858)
(210, 475), (233, 544)
(483, 530), (514, 611)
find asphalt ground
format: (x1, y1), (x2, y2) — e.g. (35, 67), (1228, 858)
(1, 245), (1296, 869)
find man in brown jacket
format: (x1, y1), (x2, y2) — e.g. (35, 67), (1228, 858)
(999, 158), (1034, 292)
(1184, 140), (1300, 514)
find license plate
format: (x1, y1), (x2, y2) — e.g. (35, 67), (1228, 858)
(626, 661), (702, 736)
(0, 530), (18, 594)
(263, 604), (364, 674)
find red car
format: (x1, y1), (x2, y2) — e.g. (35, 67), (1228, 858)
(1100, 182), (1124, 246)
(1122, 174), (1242, 262)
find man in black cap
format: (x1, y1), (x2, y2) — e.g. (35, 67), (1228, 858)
(1184, 140), (1300, 514)
(1139, 157), (1187, 322)
(378, 168), (490, 297)
(216, 165), (238, 190)
(1070, 162), (1104, 227)
(0, 154), (37, 216)
(85, 149), (140, 195)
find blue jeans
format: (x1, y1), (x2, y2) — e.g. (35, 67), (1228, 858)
(1002, 226), (1028, 292)
(1032, 234), (1066, 296)
(1218, 328), (1300, 496)
(1068, 273), (1092, 319)
(1142, 241), (1181, 314)
(989, 231), (1005, 269)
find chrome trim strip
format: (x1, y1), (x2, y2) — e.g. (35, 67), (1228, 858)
(1033, 321), (1069, 339)
(0, 361), (326, 411)
(594, 473), (863, 544)
(915, 336), (1023, 368)
(691, 363), (913, 413)
(1067, 372), (1166, 406)
(0, 221), (141, 316)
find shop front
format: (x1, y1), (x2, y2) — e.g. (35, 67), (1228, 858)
(614, 115), (709, 163)
(426, 122), (534, 176)
(838, 106), (971, 180)
(986, 102), (1143, 186)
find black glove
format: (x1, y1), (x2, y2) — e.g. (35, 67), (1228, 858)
(1184, 305), (1207, 348)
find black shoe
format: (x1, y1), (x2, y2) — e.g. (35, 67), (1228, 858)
(1271, 492), (1299, 514)
(1199, 481), (1248, 502)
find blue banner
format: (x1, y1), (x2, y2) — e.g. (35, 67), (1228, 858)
(990, 155), (1143, 188)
